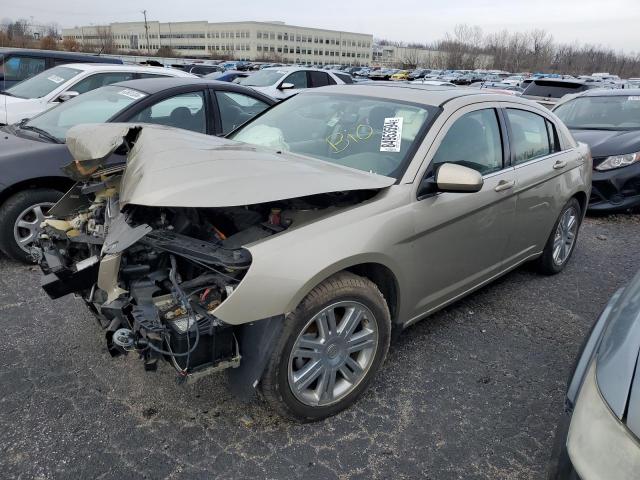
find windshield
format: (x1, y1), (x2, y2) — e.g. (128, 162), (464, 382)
(239, 70), (285, 87)
(229, 93), (438, 178)
(4, 66), (81, 99)
(24, 85), (146, 142)
(554, 95), (640, 130)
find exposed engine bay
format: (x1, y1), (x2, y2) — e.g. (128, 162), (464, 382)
(34, 167), (377, 378)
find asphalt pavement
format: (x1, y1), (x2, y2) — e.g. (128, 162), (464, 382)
(1, 215), (639, 480)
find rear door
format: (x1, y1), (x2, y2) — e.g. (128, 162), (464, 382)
(501, 105), (578, 263)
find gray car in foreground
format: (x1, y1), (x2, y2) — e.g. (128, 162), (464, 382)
(35, 84), (591, 421)
(549, 270), (640, 479)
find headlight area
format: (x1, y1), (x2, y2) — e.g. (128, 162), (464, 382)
(595, 151), (640, 171)
(567, 363), (640, 479)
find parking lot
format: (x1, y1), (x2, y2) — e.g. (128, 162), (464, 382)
(0, 213), (636, 479)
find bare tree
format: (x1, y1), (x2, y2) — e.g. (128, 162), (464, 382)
(94, 26), (115, 54)
(156, 46), (176, 58)
(39, 35), (58, 50)
(6, 19), (33, 48)
(401, 48), (421, 69)
(62, 36), (80, 52)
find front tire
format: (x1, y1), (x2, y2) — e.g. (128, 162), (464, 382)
(535, 198), (582, 275)
(261, 271), (391, 422)
(0, 189), (61, 263)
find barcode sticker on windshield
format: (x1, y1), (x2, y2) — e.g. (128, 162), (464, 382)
(380, 117), (403, 152)
(47, 75), (65, 84)
(118, 89), (146, 100)
(628, 96), (640, 101)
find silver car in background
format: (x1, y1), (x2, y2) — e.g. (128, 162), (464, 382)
(239, 66), (345, 100)
(36, 84), (592, 422)
(549, 270), (640, 479)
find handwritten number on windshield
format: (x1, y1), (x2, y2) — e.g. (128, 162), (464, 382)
(326, 124), (374, 153)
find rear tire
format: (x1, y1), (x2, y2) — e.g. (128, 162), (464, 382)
(535, 198), (582, 275)
(260, 271), (391, 422)
(0, 189), (61, 263)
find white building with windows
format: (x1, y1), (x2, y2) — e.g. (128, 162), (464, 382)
(62, 21), (373, 65)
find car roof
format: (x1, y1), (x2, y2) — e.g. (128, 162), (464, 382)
(529, 78), (590, 86)
(0, 48), (121, 63)
(307, 83), (521, 107)
(263, 66), (332, 73)
(58, 63), (193, 75)
(574, 88), (640, 97)
(109, 77), (277, 102)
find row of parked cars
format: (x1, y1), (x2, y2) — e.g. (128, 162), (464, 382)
(1, 47), (639, 479)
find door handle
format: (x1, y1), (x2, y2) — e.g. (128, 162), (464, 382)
(494, 180), (515, 192)
(553, 160), (567, 170)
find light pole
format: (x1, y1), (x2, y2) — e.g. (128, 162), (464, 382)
(141, 10), (150, 54)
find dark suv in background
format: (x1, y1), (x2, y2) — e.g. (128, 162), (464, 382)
(0, 48), (123, 89)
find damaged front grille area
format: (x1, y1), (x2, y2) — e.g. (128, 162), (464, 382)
(141, 230), (252, 268)
(34, 162), (376, 380)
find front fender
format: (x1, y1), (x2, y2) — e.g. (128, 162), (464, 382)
(212, 187), (412, 325)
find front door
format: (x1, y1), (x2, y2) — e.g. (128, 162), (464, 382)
(407, 105), (517, 321)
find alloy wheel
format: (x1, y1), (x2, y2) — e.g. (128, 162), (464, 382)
(552, 206), (579, 266)
(288, 301), (379, 407)
(13, 202), (54, 253)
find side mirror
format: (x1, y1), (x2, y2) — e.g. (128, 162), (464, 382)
(435, 163), (483, 193)
(57, 91), (79, 103)
(418, 163), (484, 197)
(278, 82), (295, 90)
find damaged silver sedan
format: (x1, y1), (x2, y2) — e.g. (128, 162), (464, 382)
(35, 85), (592, 421)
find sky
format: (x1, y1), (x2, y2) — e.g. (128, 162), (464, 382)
(3, 0), (640, 52)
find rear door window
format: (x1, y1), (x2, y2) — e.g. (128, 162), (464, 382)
(334, 73), (353, 84)
(1, 55), (46, 82)
(309, 71), (332, 87)
(506, 109), (552, 164)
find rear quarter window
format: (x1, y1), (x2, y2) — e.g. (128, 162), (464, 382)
(335, 73), (353, 84)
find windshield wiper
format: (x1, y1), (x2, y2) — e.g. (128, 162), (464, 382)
(19, 124), (62, 144)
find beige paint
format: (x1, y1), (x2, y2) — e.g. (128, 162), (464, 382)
(73, 87), (590, 328)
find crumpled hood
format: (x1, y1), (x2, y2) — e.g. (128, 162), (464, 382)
(570, 129), (640, 158)
(65, 123), (395, 208)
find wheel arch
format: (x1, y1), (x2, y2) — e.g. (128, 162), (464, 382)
(0, 176), (74, 206)
(572, 190), (588, 217)
(284, 255), (403, 325)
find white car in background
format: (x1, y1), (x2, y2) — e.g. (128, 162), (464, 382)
(410, 79), (456, 87)
(0, 64), (196, 125)
(239, 66), (346, 100)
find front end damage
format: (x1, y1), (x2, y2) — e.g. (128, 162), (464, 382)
(37, 182), (262, 376)
(35, 123), (391, 384)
